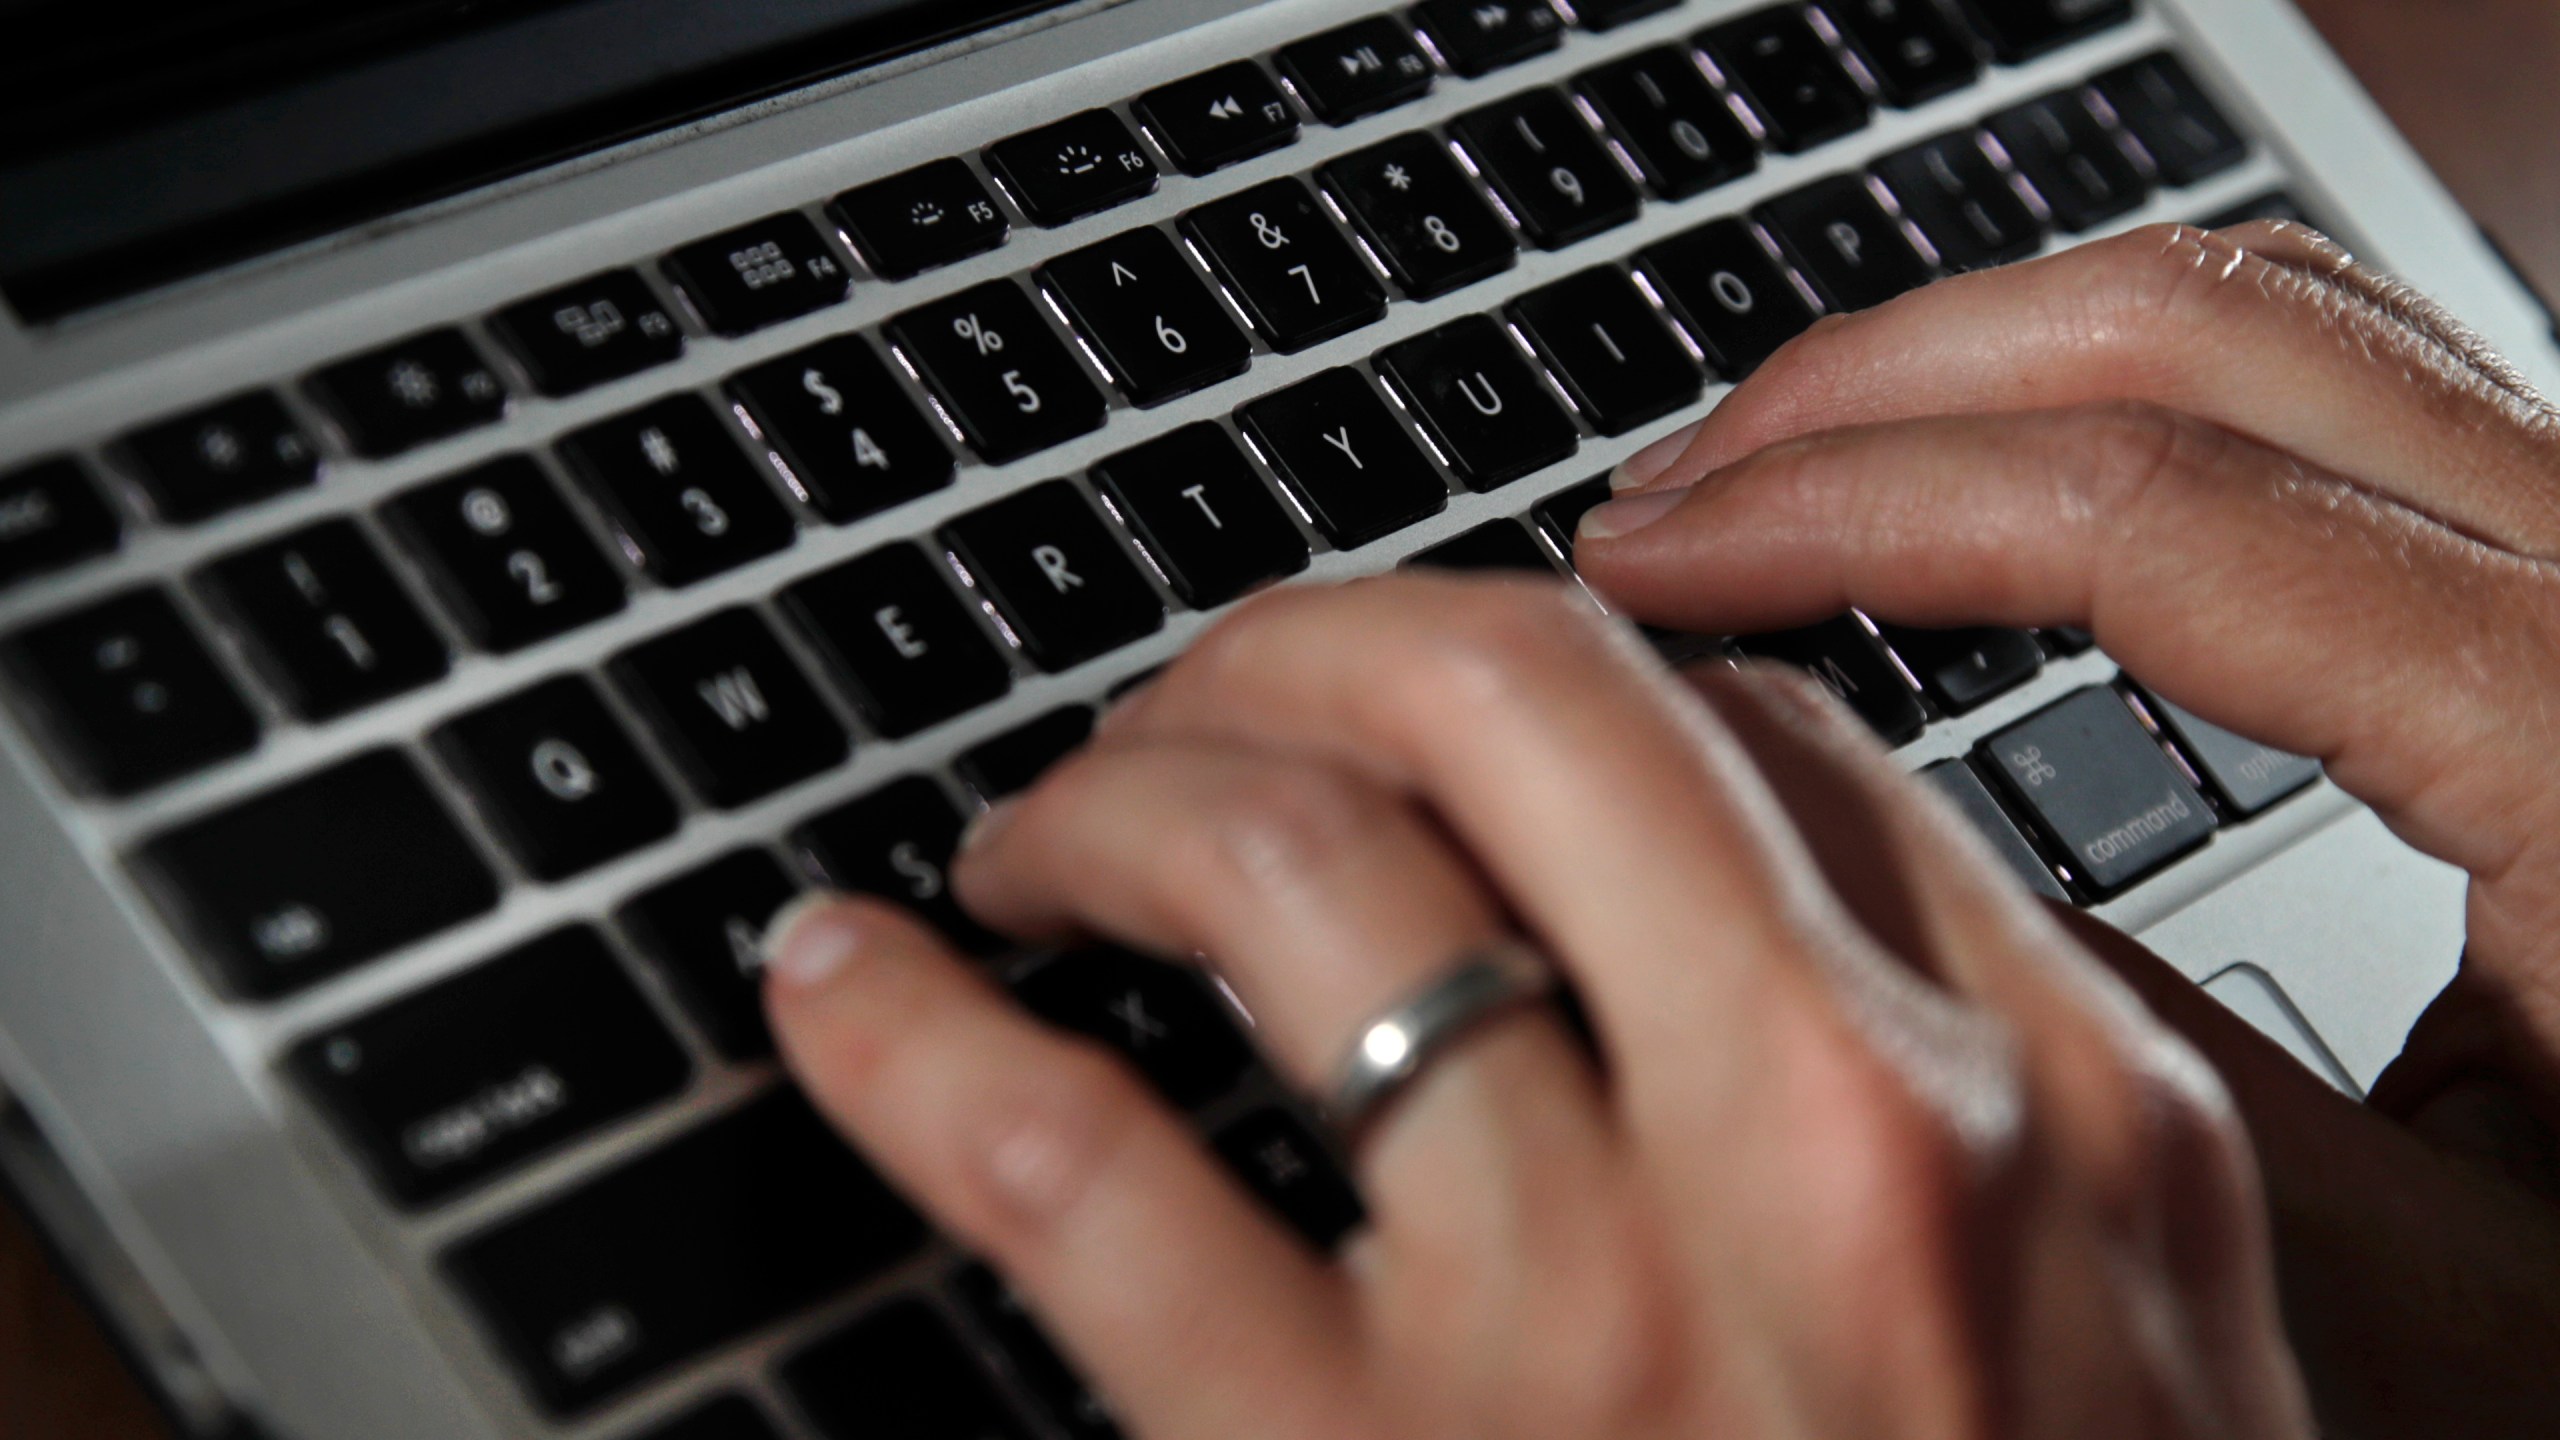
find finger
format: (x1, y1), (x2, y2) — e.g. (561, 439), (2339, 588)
(1576, 401), (2560, 880)
(2061, 911), (2560, 1438)
(763, 896), (1364, 1439)
(1093, 576), (1845, 1133)
(1619, 222), (2560, 555)
(951, 740), (1637, 1409)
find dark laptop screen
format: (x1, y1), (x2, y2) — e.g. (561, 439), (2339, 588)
(0, 0), (1078, 323)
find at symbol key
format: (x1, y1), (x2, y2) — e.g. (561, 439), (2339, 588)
(886, 282), (1107, 464)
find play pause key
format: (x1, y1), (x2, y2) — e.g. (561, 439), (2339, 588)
(1982, 687), (2217, 897)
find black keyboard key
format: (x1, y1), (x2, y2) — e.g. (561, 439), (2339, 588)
(953, 1263), (1123, 1440)
(887, 281), (1108, 464)
(0, 457), (120, 588)
(1873, 131), (2047, 272)
(2039, 625), (2095, 657)
(1134, 62), (1301, 176)
(942, 480), (1165, 672)
(1575, 0), (1680, 28)
(794, 776), (987, 947)
(137, 751), (497, 997)
(289, 927), (689, 1207)
(2203, 191), (2312, 230)
(957, 705), (1096, 801)
(1989, 91), (2151, 233)
(1407, 519), (1556, 573)
(986, 110), (1159, 227)
(122, 392), (319, 522)
(1918, 760), (2068, 903)
(1877, 624), (2044, 712)
(1510, 267), (1706, 435)
(1577, 47), (1760, 201)
(1276, 17), (1437, 125)
(2141, 693), (2322, 817)
(616, 849), (803, 1060)
(1983, 688), (2216, 896)
(1013, 948), (1254, 1108)
(1758, 175), (1936, 312)
(1952, 0), (2132, 62)
(1213, 1106), (1366, 1247)
(445, 1090), (925, 1416)
(1319, 133), (1517, 299)
(3, 589), (258, 794)
(557, 396), (797, 586)
(306, 329), (509, 458)
(1699, 8), (1871, 153)
(1450, 90), (1644, 250)
(2095, 53), (2248, 187)
(1638, 218), (1822, 376)
(783, 543), (1013, 738)
(1090, 424), (1310, 608)
(1736, 616), (1926, 745)
(432, 677), (678, 881)
(1411, 0), (1566, 76)
(1375, 315), (1581, 490)
(489, 270), (686, 397)
(832, 160), (1011, 281)
(634, 1396), (782, 1440)
(199, 520), (448, 721)
(1237, 369), (1448, 548)
(1039, 228), (1252, 406)
(612, 609), (847, 809)
(783, 1299), (1032, 1440)
(1182, 180), (1389, 352)
(662, 212), (852, 337)
(729, 336), (954, 525)
(1819, 0), (1981, 106)
(383, 457), (626, 653)
(1533, 473), (1613, 565)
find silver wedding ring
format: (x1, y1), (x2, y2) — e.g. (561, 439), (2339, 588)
(1327, 939), (1560, 1137)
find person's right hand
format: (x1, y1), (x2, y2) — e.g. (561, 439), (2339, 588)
(1573, 220), (2560, 1439)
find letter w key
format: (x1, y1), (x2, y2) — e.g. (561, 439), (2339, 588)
(612, 609), (847, 808)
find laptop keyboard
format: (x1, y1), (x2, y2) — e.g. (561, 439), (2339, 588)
(0, 0), (2341, 1433)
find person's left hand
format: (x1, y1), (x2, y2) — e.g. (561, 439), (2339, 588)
(762, 575), (2311, 1440)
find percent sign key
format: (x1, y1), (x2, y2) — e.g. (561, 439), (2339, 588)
(888, 281), (1107, 463)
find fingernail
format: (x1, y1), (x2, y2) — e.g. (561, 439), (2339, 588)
(1577, 487), (1687, 542)
(957, 799), (1020, 855)
(762, 893), (863, 988)
(1612, 420), (1703, 492)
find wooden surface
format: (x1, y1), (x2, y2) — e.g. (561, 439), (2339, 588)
(2, 5), (2551, 1437)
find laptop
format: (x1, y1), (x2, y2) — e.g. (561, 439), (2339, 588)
(0, 0), (2538, 1435)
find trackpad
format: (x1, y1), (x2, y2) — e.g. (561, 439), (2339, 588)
(2202, 963), (2361, 1097)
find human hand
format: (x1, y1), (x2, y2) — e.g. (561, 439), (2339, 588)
(765, 573), (2312, 1440)
(1574, 220), (2560, 1437)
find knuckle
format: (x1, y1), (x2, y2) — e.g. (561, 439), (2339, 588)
(952, 1037), (1148, 1249)
(2055, 399), (2220, 521)
(1393, 585), (1596, 710)
(1204, 763), (1387, 890)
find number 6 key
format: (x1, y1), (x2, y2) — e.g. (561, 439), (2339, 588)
(1038, 228), (1253, 407)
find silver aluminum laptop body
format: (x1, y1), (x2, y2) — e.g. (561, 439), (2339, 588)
(0, 1), (2528, 1436)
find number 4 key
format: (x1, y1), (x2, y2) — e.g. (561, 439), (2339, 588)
(729, 336), (957, 524)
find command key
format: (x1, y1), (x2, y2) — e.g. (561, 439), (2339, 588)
(1981, 687), (2217, 897)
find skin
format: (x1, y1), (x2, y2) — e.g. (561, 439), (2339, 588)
(765, 220), (2560, 1438)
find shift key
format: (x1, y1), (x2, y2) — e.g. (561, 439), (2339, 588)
(1982, 688), (2216, 897)
(444, 1090), (926, 1415)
